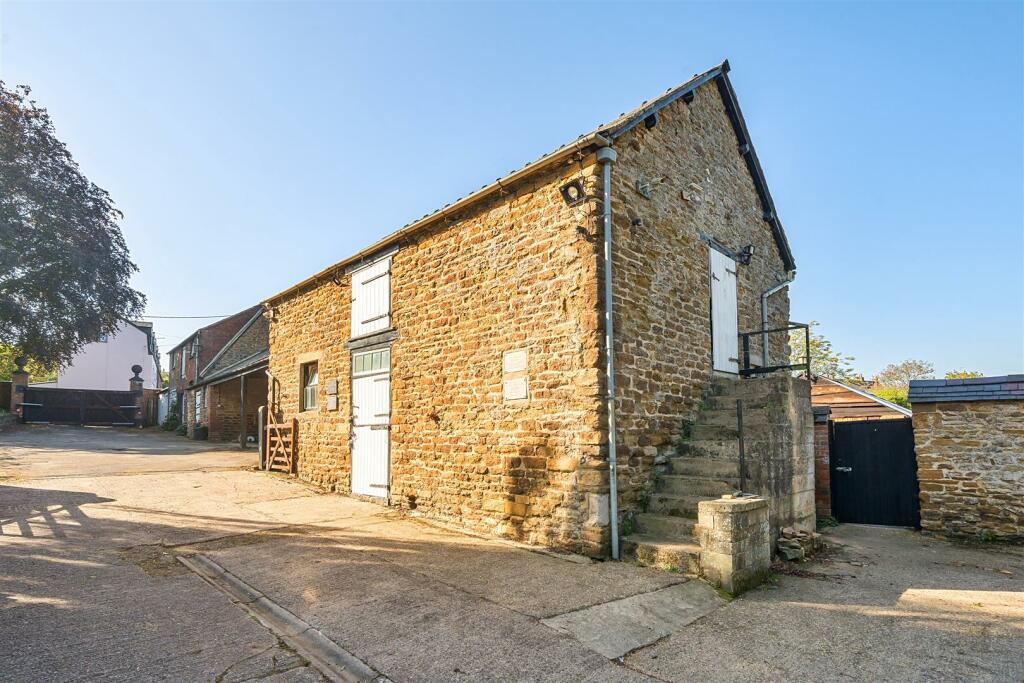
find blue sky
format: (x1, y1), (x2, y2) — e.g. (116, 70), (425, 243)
(1, 1), (1021, 377)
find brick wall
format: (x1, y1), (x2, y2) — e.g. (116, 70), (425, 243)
(267, 158), (607, 554)
(610, 84), (793, 513)
(813, 407), (831, 518)
(208, 373), (268, 443)
(913, 399), (1024, 540)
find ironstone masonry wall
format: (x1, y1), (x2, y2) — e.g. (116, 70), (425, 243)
(609, 84), (794, 516)
(911, 392), (1024, 540)
(267, 158), (608, 554)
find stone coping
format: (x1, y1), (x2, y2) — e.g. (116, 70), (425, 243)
(909, 375), (1024, 403)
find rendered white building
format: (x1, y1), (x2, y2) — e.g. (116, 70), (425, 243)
(35, 321), (162, 391)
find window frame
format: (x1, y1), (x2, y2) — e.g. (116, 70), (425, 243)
(301, 361), (319, 412)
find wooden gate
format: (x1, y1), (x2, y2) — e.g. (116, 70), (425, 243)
(21, 387), (139, 425)
(830, 418), (920, 527)
(264, 416), (297, 474)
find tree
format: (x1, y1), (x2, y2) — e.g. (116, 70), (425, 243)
(945, 369), (984, 380)
(0, 343), (55, 383)
(873, 359), (935, 390)
(870, 386), (910, 409)
(0, 82), (144, 367)
(790, 320), (862, 383)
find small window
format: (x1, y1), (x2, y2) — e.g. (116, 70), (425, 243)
(193, 389), (202, 423)
(353, 349), (390, 376)
(301, 362), (319, 411)
(179, 350), (186, 378)
(190, 338), (199, 358)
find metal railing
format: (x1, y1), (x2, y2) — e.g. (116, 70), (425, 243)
(738, 321), (811, 379)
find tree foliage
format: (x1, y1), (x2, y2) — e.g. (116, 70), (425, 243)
(790, 320), (861, 383)
(944, 369), (984, 380)
(870, 386), (910, 409)
(0, 343), (55, 383)
(0, 82), (144, 366)
(873, 359), (935, 390)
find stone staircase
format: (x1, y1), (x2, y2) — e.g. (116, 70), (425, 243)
(622, 376), (772, 572)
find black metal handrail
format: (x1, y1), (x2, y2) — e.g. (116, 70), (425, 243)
(738, 322), (811, 379)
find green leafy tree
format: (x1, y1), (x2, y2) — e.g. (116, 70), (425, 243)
(945, 369), (984, 380)
(790, 320), (861, 383)
(0, 82), (144, 367)
(873, 359), (935, 390)
(870, 386), (910, 409)
(0, 343), (55, 383)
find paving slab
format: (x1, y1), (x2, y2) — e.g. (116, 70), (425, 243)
(541, 581), (726, 658)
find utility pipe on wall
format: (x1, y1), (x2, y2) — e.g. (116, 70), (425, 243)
(760, 273), (795, 367)
(597, 146), (620, 560)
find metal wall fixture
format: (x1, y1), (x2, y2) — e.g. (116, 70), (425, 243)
(559, 179), (587, 207)
(634, 175), (664, 199)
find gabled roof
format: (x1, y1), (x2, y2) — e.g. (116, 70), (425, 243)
(266, 60), (795, 303)
(167, 305), (263, 353)
(815, 376), (912, 417)
(199, 309), (267, 377)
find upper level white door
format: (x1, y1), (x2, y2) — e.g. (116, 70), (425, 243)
(351, 348), (391, 498)
(710, 248), (739, 373)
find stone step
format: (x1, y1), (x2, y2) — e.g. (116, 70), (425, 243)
(705, 395), (776, 411)
(710, 379), (778, 399)
(621, 533), (702, 573)
(691, 424), (739, 441)
(658, 474), (738, 497)
(636, 512), (697, 538)
(698, 409), (773, 428)
(677, 439), (740, 460)
(665, 456), (741, 479)
(648, 492), (711, 517)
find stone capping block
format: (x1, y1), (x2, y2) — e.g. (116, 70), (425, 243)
(909, 375), (1024, 403)
(695, 496), (771, 596)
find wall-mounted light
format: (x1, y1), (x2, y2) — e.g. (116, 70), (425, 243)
(559, 179), (587, 207)
(738, 244), (755, 265)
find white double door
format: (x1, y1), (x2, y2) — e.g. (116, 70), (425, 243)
(351, 350), (390, 498)
(710, 248), (739, 374)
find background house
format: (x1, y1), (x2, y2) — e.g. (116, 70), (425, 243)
(32, 321), (161, 391)
(811, 376), (911, 421)
(165, 305), (261, 433)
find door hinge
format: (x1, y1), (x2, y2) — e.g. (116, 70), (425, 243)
(835, 466), (852, 472)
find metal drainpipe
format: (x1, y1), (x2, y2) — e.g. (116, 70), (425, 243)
(760, 273), (795, 367)
(597, 146), (620, 560)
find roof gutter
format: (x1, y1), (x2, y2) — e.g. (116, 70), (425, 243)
(264, 132), (613, 304)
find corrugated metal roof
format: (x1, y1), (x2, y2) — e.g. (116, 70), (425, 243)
(908, 375), (1024, 403)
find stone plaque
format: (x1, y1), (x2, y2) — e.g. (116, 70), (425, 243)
(326, 379), (339, 395)
(326, 395), (338, 411)
(503, 377), (528, 401)
(503, 349), (527, 374)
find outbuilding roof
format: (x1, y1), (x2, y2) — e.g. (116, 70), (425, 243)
(265, 60), (795, 304)
(908, 375), (1024, 403)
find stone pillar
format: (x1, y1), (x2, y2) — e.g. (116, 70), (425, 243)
(10, 356), (29, 420)
(696, 496), (771, 596)
(129, 364), (144, 427)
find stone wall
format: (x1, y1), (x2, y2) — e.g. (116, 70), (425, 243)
(739, 374), (816, 534)
(912, 399), (1024, 540)
(609, 84), (794, 515)
(696, 496), (771, 595)
(267, 157), (609, 554)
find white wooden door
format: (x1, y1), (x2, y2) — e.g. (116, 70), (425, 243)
(351, 349), (390, 498)
(710, 248), (739, 373)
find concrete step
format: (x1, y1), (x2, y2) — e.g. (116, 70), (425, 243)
(658, 474), (738, 497)
(710, 379), (778, 399)
(636, 512), (697, 538)
(648, 493), (711, 518)
(691, 423), (739, 441)
(621, 533), (701, 573)
(677, 439), (740, 460)
(665, 456), (741, 479)
(705, 394), (776, 412)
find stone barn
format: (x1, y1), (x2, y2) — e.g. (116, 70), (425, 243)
(263, 61), (815, 564)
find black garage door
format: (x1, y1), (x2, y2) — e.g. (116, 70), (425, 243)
(830, 418), (920, 527)
(21, 387), (139, 425)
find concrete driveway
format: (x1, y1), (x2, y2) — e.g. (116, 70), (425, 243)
(1, 424), (1021, 681)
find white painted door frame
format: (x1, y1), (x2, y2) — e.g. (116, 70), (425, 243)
(350, 348), (391, 498)
(709, 247), (739, 374)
